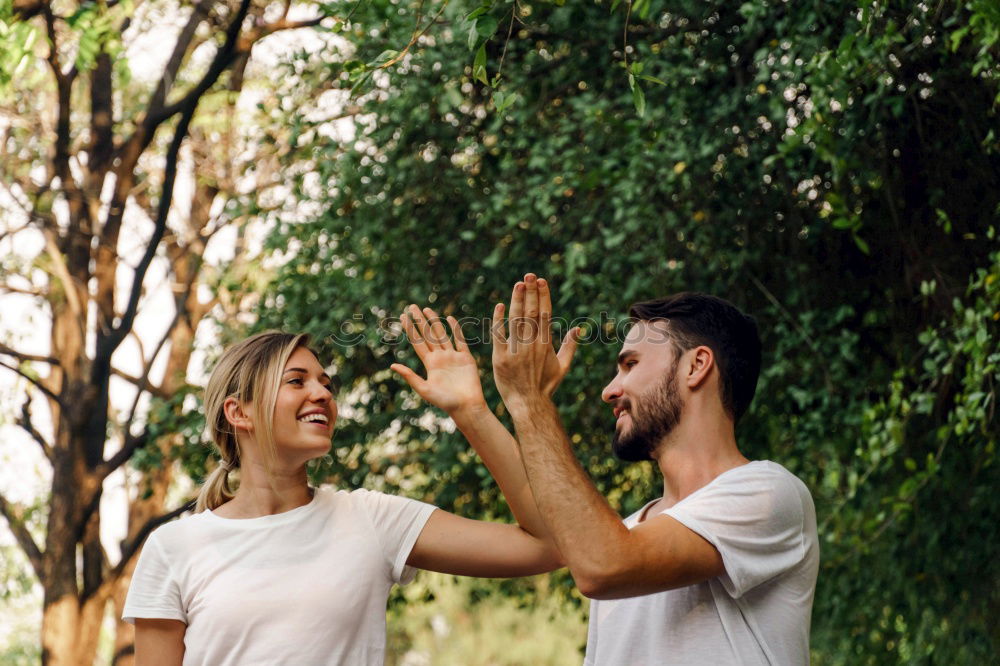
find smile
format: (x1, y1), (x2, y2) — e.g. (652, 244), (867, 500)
(297, 413), (329, 425)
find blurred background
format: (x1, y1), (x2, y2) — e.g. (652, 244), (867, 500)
(0, 0), (997, 663)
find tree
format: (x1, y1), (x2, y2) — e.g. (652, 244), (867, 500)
(0, 1), (341, 663)
(260, 0), (999, 662)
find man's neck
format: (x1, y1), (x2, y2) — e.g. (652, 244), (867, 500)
(652, 411), (748, 508)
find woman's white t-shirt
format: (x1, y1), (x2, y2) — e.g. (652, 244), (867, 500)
(123, 486), (436, 665)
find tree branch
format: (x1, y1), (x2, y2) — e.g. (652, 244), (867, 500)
(101, 0), (215, 265)
(144, 0), (215, 118)
(17, 397), (54, 460)
(110, 367), (170, 400)
(0, 282), (48, 298)
(98, 0), (254, 366)
(113, 500), (195, 578)
(98, 426), (149, 482)
(119, 309), (180, 440)
(0, 359), (63, 406)
(147, 0), (254, 127)
(237, 15), (327, 51)
(0, 492), (44, 579)
(42, 226), (86, 325)
(0, 342), (60, 365)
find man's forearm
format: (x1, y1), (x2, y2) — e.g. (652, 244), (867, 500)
(505, 397), (632, 578)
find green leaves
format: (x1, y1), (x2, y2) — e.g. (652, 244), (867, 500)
(260, 1), (1000, 661)
(491, 88), (518, 113)
(625, 61), (664, 118)
(0, 10), (39, 98)
(464, 4), (514, 113)
(65, 0), (129, 72)
(473, 44), (488, 84)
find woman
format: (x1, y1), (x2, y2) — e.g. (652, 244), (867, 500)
(123, 303), (577, 665)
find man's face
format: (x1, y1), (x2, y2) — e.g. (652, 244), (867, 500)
(601, 321), (684, 461)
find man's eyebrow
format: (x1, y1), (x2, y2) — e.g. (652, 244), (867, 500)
(617, 350), (639, 365)
(283, 368), (332, 381)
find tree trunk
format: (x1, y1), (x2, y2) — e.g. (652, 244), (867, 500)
(42, 588), (110, 666)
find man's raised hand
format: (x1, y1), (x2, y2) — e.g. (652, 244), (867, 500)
(492, 274), (579, 407)
(391, 304), (487, 415)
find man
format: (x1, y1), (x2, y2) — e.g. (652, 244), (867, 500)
(492, 274), (819, 665)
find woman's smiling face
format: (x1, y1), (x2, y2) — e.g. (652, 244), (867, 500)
(271, 346), (337, 463)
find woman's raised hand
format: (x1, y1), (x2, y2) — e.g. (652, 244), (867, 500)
(390, 304), (487, 415)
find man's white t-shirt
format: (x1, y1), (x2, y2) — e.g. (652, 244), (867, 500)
(123, 486), (436, 665)
(584, 461), (819, 666)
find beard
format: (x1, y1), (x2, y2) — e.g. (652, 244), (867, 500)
(612, 364), (683, 462)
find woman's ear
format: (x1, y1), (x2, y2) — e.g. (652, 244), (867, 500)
(223, 396), (253, 433)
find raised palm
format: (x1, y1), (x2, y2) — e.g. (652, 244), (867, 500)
(492, 275), (579, 400)
(391, 305), (487, 414)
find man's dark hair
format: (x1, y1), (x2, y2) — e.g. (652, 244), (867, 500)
(628, 293), (761, 422)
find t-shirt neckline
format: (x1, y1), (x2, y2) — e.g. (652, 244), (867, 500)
(205, 487), (323, 526)
(634, 460), (769, 523)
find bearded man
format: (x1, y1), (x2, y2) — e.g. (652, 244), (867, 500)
(492, 274), (819, 665)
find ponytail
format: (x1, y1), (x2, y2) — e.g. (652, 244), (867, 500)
(195, 463), (236, 513)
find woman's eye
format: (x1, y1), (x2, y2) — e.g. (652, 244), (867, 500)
(288, 378), (304, 385)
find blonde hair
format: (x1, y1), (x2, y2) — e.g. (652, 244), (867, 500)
(195, 331), (312, 512)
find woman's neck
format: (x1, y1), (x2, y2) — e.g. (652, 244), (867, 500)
(214, 458), (313, 518)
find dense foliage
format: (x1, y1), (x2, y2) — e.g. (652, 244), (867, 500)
(257, 0), (999, 662)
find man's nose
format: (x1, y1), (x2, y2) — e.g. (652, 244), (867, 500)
(601, 375), (622, 404)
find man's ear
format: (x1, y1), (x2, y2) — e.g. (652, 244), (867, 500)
(223, 396), (253, 433)
(684, 346), (715, 390)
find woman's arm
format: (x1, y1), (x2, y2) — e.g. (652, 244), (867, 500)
(391, 304), (577, 547)
(135, 618), (185, 666)
(407, 508), (562, 577)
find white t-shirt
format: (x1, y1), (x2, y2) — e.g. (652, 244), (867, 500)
(584, 461), (819, 666)
(123, 486), (436, 665)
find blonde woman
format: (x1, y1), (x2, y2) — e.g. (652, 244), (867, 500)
(123, 305), (577, 665)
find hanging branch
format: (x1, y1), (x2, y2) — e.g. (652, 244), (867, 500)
(0, 492), (44, 577)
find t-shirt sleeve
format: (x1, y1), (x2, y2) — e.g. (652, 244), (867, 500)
(355, 489), (436, 584)
(121, 529), (186, 624)
(663, 465), (808, 599)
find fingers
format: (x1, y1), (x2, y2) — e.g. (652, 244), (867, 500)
(390, 363), (427, 394)
(447, 315), (469, 353)
(422, 307), (450, 349)
(519, 275), (541, 345)
(508, 280), (525, 351)
(523, 274), (540, 320)
(406, 304), (448, 350)
(557, 327), (580, 375)
(492, 303), (507, 345)
(399, 310), (431, 360)
(537, 276), (553, 322)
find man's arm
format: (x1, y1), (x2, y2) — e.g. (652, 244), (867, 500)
(493, 275), (724, 599)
